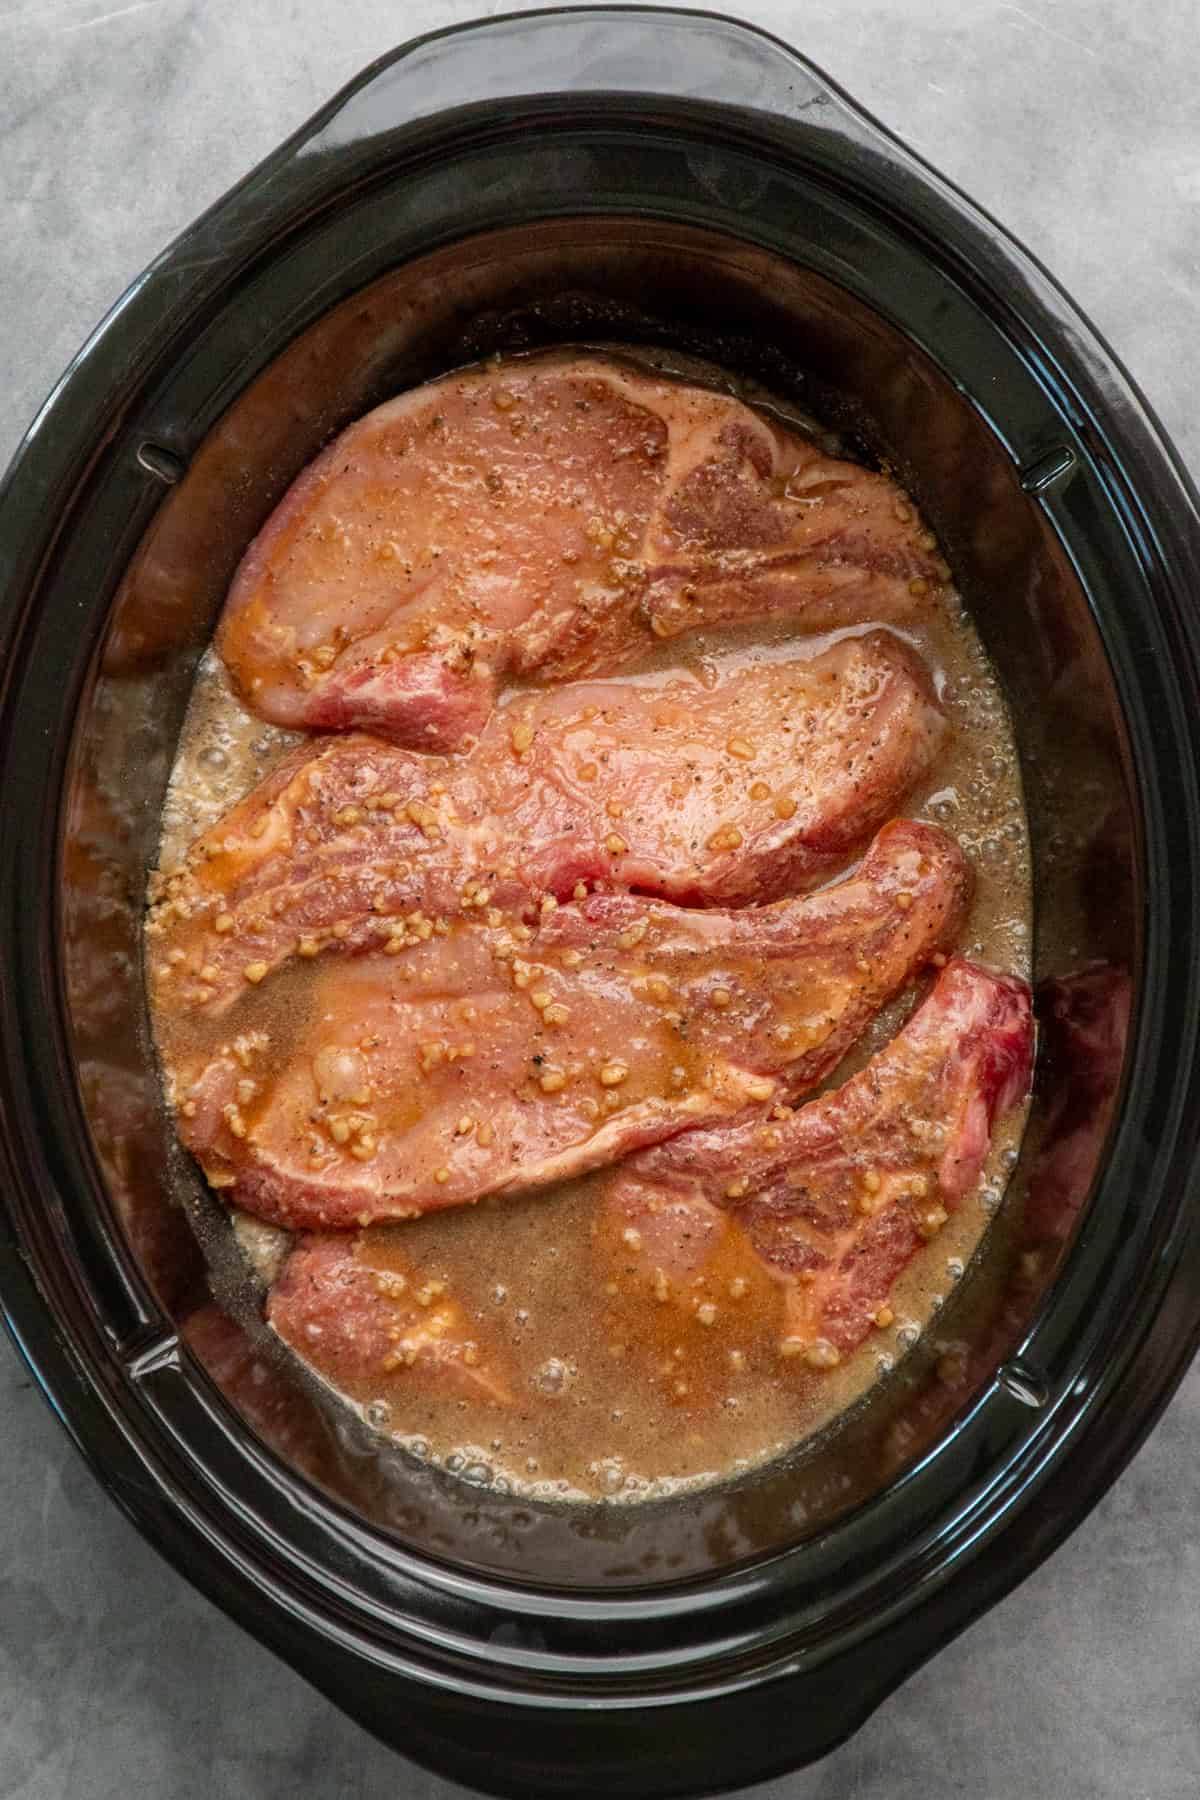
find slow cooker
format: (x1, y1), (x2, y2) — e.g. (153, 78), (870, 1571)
(2, 8), (1199, 1795)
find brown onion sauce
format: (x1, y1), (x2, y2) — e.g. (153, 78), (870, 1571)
(154, 352), (1032, 1504)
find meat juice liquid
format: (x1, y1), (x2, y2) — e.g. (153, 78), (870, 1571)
(154, 352), (1032, 1503)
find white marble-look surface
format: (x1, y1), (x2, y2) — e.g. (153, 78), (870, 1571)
(2, 2), (1198, 1795)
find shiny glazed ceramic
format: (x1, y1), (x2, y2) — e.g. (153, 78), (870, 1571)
(1, 10), (1199, 1795)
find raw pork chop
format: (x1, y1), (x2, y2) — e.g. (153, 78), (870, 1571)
(217, 353), (948, 749)
(267, 1232), (511, 1406)
(148, 631), (945, 1018)
(170, 821), (969, 1229)
(604, 957), (1033, 1364)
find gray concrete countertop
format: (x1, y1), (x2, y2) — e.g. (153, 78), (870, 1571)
(2, 2), (1197, 1795)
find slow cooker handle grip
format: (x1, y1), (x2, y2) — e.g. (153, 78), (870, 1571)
(160, 8), (906, 350)
(289, 6), (872, 164)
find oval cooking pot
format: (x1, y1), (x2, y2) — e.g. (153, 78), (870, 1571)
(2, 9), (1200, 1796)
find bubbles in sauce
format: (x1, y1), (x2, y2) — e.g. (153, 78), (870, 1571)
(154, 350), (1032, 1503)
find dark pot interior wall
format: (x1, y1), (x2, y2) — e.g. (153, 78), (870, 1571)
(59, 216), (1125, 1568)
